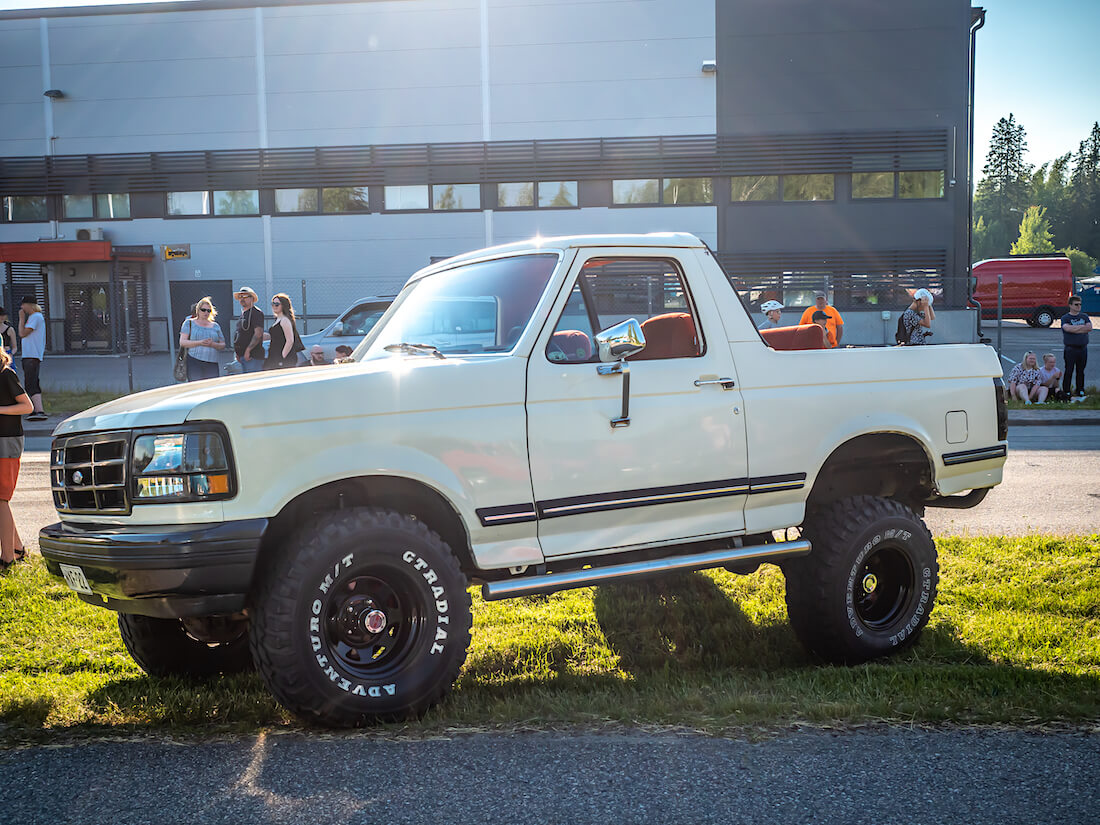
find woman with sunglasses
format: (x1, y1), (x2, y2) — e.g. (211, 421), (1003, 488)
(264, 293), (304, 370)
(179, 296), (226, 381)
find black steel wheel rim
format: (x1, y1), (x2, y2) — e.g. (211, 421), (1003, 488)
(853, 545), (914, 630)
(323, 568), (426, 679)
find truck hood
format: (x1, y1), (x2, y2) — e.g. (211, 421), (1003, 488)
(54, 356), (495, 436)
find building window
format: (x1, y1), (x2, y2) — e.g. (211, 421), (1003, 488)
(62, 193), (130, 219)
(275, 188), (319, 213)
(613, 179), (660, 205)
(167, 191), (211, 216)
(322, 186), (369, 213)
(213, 190), (259, 215)
(2, 196), (48, 222)
(663, 178), (713, 205)
(384, 185), (430, 211)
(782, 174), (834, 202)
(497, 181), (578, 209)
(852, 153), (946, 200)
(432, 184), (480, 211)
(730, 175), (780, 202)
(538, 181), (578, 208)
(498, 182), (535, 208)
(899, 170), (945, 199)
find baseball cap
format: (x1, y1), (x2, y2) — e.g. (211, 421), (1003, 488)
(234, 286), (258, 299)
(20, 295), (37, 305)
(812, 310), (829, 321)
(813, 291), (827, 299)
(761, 300), (784, 312)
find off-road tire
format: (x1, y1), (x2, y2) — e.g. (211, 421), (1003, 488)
(117, 614), (253, 677)
(783, 495), (937, 664)
(249, 507), (472, 727)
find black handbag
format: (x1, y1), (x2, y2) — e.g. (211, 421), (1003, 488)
(174, 320), (190, 381)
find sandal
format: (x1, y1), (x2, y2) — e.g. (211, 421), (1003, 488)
(13, 547), (26, 563)
(0, 558), (12, 575)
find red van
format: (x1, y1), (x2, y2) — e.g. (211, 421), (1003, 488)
(970, 255), (1074, 327)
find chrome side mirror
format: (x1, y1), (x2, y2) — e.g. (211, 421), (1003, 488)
(593, 319), (645, 428)
(594, 318), (646, 363)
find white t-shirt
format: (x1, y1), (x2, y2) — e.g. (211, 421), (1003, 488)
(21, 311), (45, 360)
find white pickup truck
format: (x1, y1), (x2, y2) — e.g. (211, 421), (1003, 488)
(40, 233), (1008, 727)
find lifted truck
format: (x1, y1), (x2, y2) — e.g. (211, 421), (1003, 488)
(40, 233), (1008, 726)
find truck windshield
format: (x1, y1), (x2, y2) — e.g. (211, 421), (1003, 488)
(360, 253), (560, 359)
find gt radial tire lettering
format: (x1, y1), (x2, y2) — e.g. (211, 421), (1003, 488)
(890, 565), (933, 646)
(403, 549), (450, 654)
(306, 551), (397, 698)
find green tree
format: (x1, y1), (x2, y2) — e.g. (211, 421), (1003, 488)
(1060, 247), (1098, 283)
(975, 114), (1032, 240)
(1011, 206), (1056, 254)
(1066, 122), (1100, 257)
(972, 215), (1009, 262)
(1027, 154), (1071, 246)
(547, 182), (574, 207)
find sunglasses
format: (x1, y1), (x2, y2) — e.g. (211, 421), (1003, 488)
(272, 301), (281, 307)
(199, 307), (211, 313)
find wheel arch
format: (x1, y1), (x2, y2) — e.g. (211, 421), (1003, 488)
(806, 432), (935, 516)
(254, 475), (475, 583)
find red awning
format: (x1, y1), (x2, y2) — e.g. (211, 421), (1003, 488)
(0, 240), (113, 263)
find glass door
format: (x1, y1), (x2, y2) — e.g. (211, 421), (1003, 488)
(64, 284), (112, 351)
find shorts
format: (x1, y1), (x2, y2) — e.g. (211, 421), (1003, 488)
(21, 357), (41, 396)
(0, 457), (20, 501)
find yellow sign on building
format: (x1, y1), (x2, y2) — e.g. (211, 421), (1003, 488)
(163, 244), (191, 261)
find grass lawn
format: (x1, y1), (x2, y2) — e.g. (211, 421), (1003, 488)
(1, 535), (1097, 743)
(1005, 384), (1099, 410)
(44, 390), (125, 415)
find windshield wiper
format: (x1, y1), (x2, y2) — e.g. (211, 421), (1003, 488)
(383, 342), (446, 359)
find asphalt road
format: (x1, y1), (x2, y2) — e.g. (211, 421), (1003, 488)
(2, 728), (1098, 825)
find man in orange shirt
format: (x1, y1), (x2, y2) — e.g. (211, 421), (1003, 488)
(799, 291), (844, 346)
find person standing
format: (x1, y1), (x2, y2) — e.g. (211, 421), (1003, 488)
(233, 286), (265, 373)
(0, 346), (32, 574)
(179, 296), (226, 381)
(0, 308), (17, 359)
(799, 291), (844, 345)
(1060, 295), (1091, 400)
(901, 288), (936, 346)
(264, 293), (304, 370)
(17, 296), (46, 421)
(757, 300), (785, 330)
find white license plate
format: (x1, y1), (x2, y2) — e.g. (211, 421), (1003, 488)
(59, 563), (94, 595)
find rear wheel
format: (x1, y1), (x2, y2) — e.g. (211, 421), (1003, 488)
(783, 495), (937, 664)
(249, 507), (472, 727)
(1032, 307), (1056, 328)
(118, 613), (252, 677)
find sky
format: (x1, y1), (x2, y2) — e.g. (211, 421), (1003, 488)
(0, 0), (1097, 170)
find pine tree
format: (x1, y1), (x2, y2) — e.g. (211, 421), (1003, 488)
(1010, 206), (1055, 254)
(975, 114), (1033, 239)
(1066, 122), (1100, 257)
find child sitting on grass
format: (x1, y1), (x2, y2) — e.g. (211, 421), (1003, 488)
(0, 346), (32, 574)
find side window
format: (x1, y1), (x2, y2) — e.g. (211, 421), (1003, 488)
(546, 258), (702, 363)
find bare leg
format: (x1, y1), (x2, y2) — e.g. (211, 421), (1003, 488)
(0, 501), (14, 564)
(1036, 385), (1049, 403)
(1015, 383), (1030, 402)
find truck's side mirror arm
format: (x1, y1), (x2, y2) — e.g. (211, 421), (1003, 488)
(594, 319), (646, 429)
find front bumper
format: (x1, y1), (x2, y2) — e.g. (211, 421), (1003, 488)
(39, 518), (267, 618)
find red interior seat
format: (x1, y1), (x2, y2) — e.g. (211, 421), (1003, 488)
(549, 329), (593, 362)
(760, 324), (827, 351)
(633, 312), (699, 360)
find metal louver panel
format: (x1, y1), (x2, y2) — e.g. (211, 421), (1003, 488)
(0, 129), (949, 195)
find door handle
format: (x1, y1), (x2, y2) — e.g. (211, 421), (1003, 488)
(694, 377), (736, 390)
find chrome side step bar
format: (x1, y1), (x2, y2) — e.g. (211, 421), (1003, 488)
(480, 539), (811, 601)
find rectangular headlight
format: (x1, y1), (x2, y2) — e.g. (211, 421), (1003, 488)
(132, 430), (233, 503)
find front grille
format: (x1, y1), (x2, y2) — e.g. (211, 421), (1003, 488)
(51, 431), (131, 515)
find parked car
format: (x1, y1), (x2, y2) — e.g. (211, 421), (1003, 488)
(298, 296), (394, 363)
(970, 255), (1074, 327)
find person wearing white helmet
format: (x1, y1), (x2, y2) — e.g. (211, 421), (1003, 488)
(901, 288), (936, 345)
(758, 300), (785, 330)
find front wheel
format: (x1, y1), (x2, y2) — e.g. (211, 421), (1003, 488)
(783, 495), (938, 664)
(249, 507), (472, 727)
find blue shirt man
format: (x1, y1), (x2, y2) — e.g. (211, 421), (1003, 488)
(1060, 296), (1091, 399)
